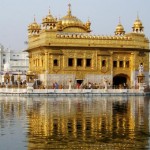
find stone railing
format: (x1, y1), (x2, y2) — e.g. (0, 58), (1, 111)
(0, 88), (145, 95)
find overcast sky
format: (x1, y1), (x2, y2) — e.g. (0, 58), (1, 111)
(0, 0), (149, 50)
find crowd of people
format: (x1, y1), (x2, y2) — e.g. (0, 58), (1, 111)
(0, 78), (133, 90)
(33, 81), (128, 90)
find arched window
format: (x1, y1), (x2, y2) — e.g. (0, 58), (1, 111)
(119, 61), (123, 67)
(53, 59), (58, 66)
(68, 58), (73, 66)
(77, 58), (83, 66)
(113, 61), (117, 68)
(102, 60), (106, 67)
(86, 59), (91, 67)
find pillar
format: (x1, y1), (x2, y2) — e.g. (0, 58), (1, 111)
(45, 51), (49, 71)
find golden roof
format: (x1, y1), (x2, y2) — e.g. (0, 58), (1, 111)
(42, 9), (57, 23)
(28, 17), (41, 31)
(115, 19), (125, 35)
(133, 16), (143, 29)
(86, 19), (91, 26)
(116, 23), (124, 32)
(60, 4), (84, 26)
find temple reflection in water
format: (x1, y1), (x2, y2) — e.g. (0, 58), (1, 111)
(26, 96), (150, 149)
(0, 96), (150, 149)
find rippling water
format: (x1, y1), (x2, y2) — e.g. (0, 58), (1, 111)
(0, 95), (150, 149)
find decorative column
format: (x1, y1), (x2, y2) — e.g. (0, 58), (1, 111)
(137, 64), (145, 92)
(28, 53), (32, 71)
(45, 70), (48, 88)
(44, 51), (49, 89)
(26, 71), (35, 93)
(74, 58), (77, 69)
(17, 72), (21, 93)
(123, 60), (125, 68)
(83, 58), (86, 69)
(68, 79), (72, 91)
(45, 51), (49, 72)
(103, 77), (108, 91)
(117, 60), (119, 68)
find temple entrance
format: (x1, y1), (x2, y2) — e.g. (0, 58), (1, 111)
(113, 74), (128, 89)
(76, 79), (83, 85)
(76, 79), (83, 89)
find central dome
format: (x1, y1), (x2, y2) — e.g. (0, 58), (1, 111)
(61, 15), (83, 26)
(56, 4), (91, 33)
(60, 4), (84, 26)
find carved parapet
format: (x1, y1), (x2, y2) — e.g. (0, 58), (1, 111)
(56, 33), (132, 42)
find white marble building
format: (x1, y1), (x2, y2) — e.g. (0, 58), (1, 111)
(0, 44), (29, 82)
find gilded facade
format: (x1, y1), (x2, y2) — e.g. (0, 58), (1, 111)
(26, 4), (149, 88)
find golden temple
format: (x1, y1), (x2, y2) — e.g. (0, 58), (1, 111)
(26, 4), (149, 88)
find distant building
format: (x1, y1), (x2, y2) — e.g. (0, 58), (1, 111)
(0, 44), (29, 82)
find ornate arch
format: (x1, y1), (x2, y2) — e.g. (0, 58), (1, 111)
(113, 73), (130, 88)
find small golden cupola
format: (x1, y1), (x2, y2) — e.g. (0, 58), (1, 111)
(57, 20), (63, 31)
(58, 4), (91, 33)
(42, 9), (57, 30)
(115, 18), (125, 36)
(86, 19), (91, 32)
(28, 16), (41, 36)
(132, 15), (144, 33)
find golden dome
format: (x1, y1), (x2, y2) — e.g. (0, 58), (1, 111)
(115, 19), (125, 35)
(57, 4), (91, 33)
(86, 19), (91, 26)
(60, 4), (84, 26)
(133, 17), (143, 28)
(116, 24), (124, 31)
(61, 15), (83, 26)
(28, 17), (41, 31)
(42, 9), (57, 23)
(57, 20), (62, 30)
(132, 15), (144, 33)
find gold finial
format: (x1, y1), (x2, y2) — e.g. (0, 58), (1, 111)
(68, 3), (72, 16)
(48, 6), (51, 15)
(34, 15), (36, 22)
(68, 3), (71, 9)
(87, 17), (91, 24)
(119, 16), (121, 24)
(137, 11), (139, 20)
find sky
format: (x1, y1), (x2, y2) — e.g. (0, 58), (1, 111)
(0, 0), (150, 51)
